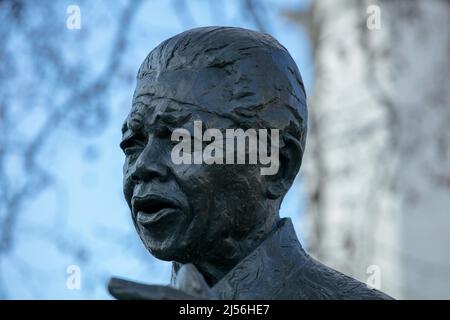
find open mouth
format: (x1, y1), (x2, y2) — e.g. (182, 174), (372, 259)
(132, 195), (180, 226)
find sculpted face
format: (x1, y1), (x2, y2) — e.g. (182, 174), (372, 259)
(119, 27), (307, 277)
(120, 77), (271, 263)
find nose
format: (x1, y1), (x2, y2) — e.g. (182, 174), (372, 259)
(130, 142), (169, 183)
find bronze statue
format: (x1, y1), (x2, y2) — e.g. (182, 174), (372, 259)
(109, 26), (392, 300)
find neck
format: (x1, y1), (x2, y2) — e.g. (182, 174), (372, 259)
(194, 214), (280, 286)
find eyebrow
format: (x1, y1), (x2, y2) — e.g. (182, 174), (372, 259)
(157, 111), (192, 128)
(133, 93), (154, 101)
(121, 111), (192, 136)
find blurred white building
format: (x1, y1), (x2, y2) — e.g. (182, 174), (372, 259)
(299, 0), (450, 299)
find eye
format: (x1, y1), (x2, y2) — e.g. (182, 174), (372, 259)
(155, 126), (182, 148)
(123, 146), (141, 156)
(120, 133), (147, 156)
(154, 125), (172, 138)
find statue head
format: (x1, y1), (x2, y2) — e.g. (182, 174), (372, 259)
(120, 26), (307, 282)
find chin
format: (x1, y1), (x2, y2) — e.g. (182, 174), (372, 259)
(139, 229), (196, 262)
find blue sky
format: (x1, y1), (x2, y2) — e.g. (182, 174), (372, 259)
(4, 0), (312, 299)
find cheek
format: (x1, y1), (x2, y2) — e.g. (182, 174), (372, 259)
(215, 166), (265, 229)
(174, 164), (214, 206)
(182, 164), (262, 213)
(217, 164), (263, 194)
(173, 163), (245, 196)
(171, 164), (228, 234)
(170, 163), (264, 229)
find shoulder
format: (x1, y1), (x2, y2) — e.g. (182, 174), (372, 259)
(286, 255), (394, 300)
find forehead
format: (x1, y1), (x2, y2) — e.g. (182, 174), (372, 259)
(133, 70), (197, 103)
(125, 95), (190, 131)
(133, 58), (276, 115)
(129, 72), (241, 127)
(125, 94), (236, 134)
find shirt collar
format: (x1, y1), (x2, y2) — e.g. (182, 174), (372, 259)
(211, 218), (307, 299)
(170, 218), (306, 299)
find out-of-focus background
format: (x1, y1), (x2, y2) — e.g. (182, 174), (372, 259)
(0, 0), (449, 299)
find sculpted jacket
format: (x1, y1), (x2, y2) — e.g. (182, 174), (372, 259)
(172, 218), (393, 300)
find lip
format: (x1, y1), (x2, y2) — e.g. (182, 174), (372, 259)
(132, 194), (182, 226)
(136, 208), (179, 226)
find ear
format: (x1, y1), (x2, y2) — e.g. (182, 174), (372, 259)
(266, 133), (303, 200)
